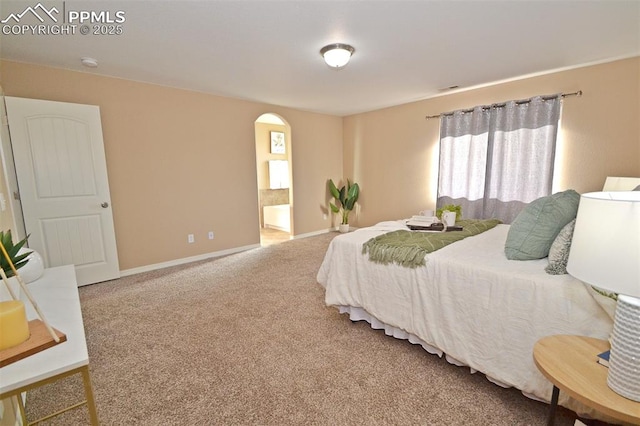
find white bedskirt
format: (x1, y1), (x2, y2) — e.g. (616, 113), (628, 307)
(317, 221), (615, 420)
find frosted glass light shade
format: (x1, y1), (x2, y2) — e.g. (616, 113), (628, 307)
(320, 44), (355, 69)
(566, 191), (640, 297)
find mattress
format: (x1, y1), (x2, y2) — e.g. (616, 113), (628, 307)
(316, 221), (614, 417)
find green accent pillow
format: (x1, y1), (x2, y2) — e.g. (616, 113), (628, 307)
(505, 189), (580, 260)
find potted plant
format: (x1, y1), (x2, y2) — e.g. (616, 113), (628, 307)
(0, 230), (31, 278)
(436, 204), (462, 221)
(329, 179), (360, 233)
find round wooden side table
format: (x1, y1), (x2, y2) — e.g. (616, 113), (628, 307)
(533, 335), (640, 426)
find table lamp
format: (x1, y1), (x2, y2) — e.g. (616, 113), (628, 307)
(566, 191), (640, 402)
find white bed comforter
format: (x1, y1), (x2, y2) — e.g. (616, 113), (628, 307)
(317, 221), (613, 414)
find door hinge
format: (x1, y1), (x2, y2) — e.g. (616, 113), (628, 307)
(13, 191), (20, 201)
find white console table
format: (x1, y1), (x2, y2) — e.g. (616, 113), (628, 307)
(0, 265), (98, 425)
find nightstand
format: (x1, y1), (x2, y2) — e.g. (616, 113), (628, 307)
(533, 335), (640, 426)
(0, 266), (99, 425)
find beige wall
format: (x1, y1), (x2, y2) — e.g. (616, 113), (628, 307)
(0, 134), (14, 235)
(2, 57), (638, 271)
(0, 85), (19, 236)
(0, 150), (13, 233)
(0, 61), (342, 270)
(344, 57), (640, 227)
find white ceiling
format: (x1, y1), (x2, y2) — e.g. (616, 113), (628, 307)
(1, 1), (639, 116)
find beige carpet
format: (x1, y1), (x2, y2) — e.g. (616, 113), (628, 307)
(25, 232), (589, 425)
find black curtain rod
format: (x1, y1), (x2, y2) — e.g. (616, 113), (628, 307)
(424, 90), (583, 120)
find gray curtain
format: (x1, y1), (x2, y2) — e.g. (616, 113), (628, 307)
(437, 95), (562, 223)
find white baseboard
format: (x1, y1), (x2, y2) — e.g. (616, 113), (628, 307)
(326, 226), (358, 233)
(119, 243), (260, 277)
(119, 228), (335, 277)
(291, 228), (333, 239)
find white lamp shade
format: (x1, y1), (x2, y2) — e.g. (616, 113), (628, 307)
(566, 191), (640, 297)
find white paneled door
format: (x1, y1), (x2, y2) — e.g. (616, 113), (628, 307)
(5, 97), (120, 286)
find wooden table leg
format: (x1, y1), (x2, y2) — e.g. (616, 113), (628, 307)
(548, 385), (559, 426)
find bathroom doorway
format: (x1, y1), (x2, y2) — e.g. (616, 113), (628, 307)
(254, 114), (293, 246)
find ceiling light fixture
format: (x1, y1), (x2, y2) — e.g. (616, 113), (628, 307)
(320, 43), (355, 69)
(81, 57), (98, 68)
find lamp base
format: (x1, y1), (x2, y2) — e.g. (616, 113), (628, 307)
(607, 294), (640, 402)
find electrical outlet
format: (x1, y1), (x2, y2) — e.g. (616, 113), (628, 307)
(208, 231), (214, 240)
(323, 213), (327, 220)
(188, 234), (195, 243)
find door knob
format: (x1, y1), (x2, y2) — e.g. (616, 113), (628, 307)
(101, 202), (109, 208)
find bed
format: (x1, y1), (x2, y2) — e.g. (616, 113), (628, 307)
(316, 194), (620, 418)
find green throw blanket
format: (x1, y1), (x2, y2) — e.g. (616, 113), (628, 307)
(362, 219), (502, 268)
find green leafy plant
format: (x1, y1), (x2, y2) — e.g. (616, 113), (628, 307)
(436, 204), (462, 220)
(329, 179), (360, 225)
(0, 230), (31, 278)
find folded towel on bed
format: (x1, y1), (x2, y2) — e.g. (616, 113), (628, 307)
(409, 215), (438, 223)
(362, 219), (502, 268)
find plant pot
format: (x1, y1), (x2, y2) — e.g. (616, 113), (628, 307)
(339, 224), (350, 233)
(17, 248), (45, 284)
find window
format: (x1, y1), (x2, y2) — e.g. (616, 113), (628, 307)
(437, 95), (562, 223)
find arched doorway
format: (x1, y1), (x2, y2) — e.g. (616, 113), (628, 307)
(254, 114), (293, 246)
